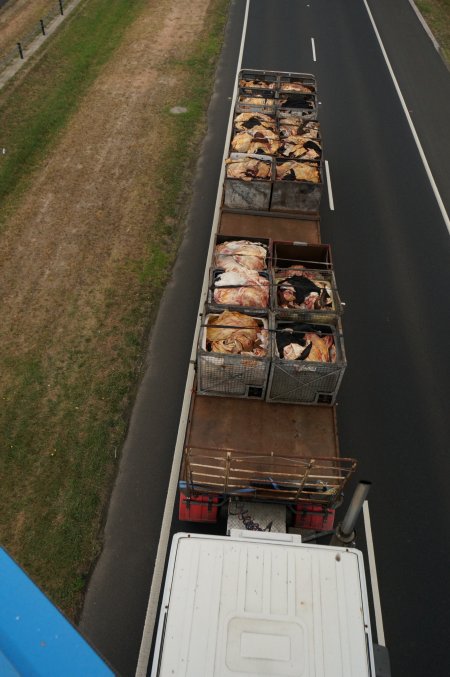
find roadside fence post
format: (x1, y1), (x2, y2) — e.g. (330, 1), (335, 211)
(17, 42), (24, 60)
(40, 19), (46, 36)
(59, 0), (64, 15)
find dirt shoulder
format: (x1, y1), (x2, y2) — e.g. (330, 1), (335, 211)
(0, 0), (226, 616)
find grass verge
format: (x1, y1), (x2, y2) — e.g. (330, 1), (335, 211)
(0, 0), (147, 226)
(0, 0), (228, 617)
(416, 0), (450, 64)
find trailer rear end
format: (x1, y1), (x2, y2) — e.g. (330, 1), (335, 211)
(180, 395), (355, 528)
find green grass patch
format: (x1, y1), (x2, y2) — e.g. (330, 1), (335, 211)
(416, 0), (450, 64)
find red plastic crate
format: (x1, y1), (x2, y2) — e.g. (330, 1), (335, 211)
(294, 502), (335, 531)
(179, 492), (219, 523)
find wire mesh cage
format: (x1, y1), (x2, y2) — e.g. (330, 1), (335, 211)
(278, 116), (321, 141)
(271, 159), (322, 213)
(235, 95), (278, 115)
(278, 72), (317, 93)
(267, 317), (346, 405)
(276, 134), (322, 162)
(224, 153), (273, 210)
(213, 233), (271, 271)
(278, 91), (318, 119)
(273, 240), (331, 266)
(208, 268), (271, 313)
(228, 68), (322, 214)
(231, 110), (320, 161)
(197, 310), (271, 399)
(238, 69), (279, 95)
(233, 110), (277, 134)
(271, 240), (341, 319)
(272, 268), (341, 319)
(230, 122), (280, 158)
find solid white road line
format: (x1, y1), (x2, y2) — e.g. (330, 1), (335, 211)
(363, 500), (386, 647)
(311, 37), (317, 62)
(134, 2), (251, 675)
(364, 0), (450, 236)
(325, 160), (335, 211)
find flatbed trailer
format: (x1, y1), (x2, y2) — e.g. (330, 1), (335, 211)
(180, 207), (352, 525)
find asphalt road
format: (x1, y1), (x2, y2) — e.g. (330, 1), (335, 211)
(241, 1), (450, 675)
(80, 1), (450, 676)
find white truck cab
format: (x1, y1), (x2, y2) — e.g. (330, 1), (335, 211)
(151, 531), (375, 676)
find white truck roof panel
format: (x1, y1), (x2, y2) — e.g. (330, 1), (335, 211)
(152, 531), (374, 677)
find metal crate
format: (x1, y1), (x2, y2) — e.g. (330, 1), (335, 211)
(273, 241), (331, 267)
(278, 107), (318, 122)
(278, 91), (318, 119)
(235, 95), (278, 115)
(233, 113), (277, 134)
(278, 117), (321, 141)
(224, 153), (273, 211)
(213, 233), (271, 270)
(278, 72), (317, 92)
(238, 69), (279, 92)
(197, 312), (271, 399)
(230, 126), (280, 158)
(272, 240), (332, 270)
(272, 240), (340, 318)
(238, 85), (278, 99)
(276, 135), (322, 162)
(271, 160), (322, 214)
(267, 317), (346, 405)
(208, 269), (271, 313)
(272, 268), (342, 319)
(278, 72), (318, 120)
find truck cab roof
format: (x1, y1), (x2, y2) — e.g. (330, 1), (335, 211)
(152, 531), (375, 676)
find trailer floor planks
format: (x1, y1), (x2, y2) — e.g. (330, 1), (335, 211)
(219, 209), (321, 243)
(185, 394), (339, 458)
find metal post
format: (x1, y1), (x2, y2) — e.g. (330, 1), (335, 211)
(17, 42), (24, 60)
(40, 19), (46, 36)
(59, 0), (64, 15)
(331, 480), (371, 546)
